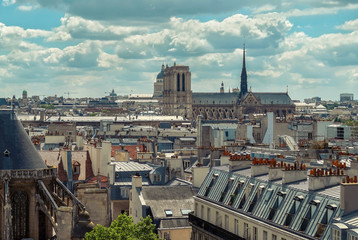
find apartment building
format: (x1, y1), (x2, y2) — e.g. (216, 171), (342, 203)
(189, 154), (358, 240)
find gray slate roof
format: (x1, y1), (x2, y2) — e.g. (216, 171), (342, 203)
(252, 92), (293, 105)
(0, 110), (47, 170)
(192, 93), (239, 105)
(197, 168), (342, 240)
(159, 218), (190, 229)
(141, 185), (195, 219)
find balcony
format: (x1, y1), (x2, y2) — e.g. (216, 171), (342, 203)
(189, 213), (244, 240)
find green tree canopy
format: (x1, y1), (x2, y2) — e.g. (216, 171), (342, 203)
(85, 214), (160, 240)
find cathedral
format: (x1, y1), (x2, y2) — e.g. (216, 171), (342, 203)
(162, 45), (295, 120)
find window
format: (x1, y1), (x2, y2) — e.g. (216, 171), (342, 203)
(216, 211), (222, 227)
(220, 178), (233, 202)
(350, 235), (358, 240)
(204, 175), (217, 196)
(182, 73), (185, 91)
(253, 226), (257, 240)
(263, 230), (268, 240)
(177, 73), (180, 92)
(225, 215), (229, 230)
(272, 234), (277, 240)
(181, 209), (191, 216)
(163, 232), (170, 240)
(248, 192), (258, 212)
(332, 228), (341, 240)
(154, 174), (161, 182)
(207, 207), (210, 222)
(165, 210), (173, 217)
(121, 187), (129, 198)
(184, 160), (191, 169)
(268, 191), (286, 221)
(244, 223), (249, 239)
(201, 205), (204, 219)
(316, 203), (337, 238)
(73, 165), (80, 175)
(300, 199), (320, 232)
(234, 219), (239, 235)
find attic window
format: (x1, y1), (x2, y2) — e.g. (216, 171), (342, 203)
(181, 209), (191, 215)
(294, 195), (304, 201)
(4, 149), (10, 157)
(277, 191), (287, 197)
(165, 210), (173, 217)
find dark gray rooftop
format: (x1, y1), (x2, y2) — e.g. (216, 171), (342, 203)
(142, 185), (195, 219)
(197, 168), (342, 240)
(0, 110), (47, 170)
(252, 92), (293, 105)
(192, 93), (238, 105)
(159, 218), (190, 229)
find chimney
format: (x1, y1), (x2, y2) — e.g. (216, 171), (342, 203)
(308, 168), (345, 191)
(132, 175), (142, 189)
(229, 152), (251, 171)
(282, 162), (307, 184)
(250, 158), (271, 177)
(341, 175), (358, 215)
(67, 150), (73, 192)
(268, 161), (284, 181)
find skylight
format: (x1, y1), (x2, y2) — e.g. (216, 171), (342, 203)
(165, 210), (173, 217)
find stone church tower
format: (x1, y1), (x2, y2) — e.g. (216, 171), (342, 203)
(0, 110), (93, 240)
(162, 63), (192, 118)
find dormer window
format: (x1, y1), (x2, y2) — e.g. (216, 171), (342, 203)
(72, 161), (80, 175)
(300, 199), (320, 232)
(4, 149), (10, 157)
(316, 203), (337, 238)
(268, 191), (286, 221)
(285, 195), (304, 227)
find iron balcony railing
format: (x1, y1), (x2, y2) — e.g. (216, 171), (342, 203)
(189, 213), (244, 240)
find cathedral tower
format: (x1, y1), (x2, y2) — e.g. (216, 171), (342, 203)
(162, 63), (192, 118)
(240, 44), (248, 98)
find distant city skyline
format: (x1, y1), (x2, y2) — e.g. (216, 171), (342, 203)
(0, 0), (357, 101)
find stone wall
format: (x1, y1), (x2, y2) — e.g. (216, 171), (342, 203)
(77, 183), (110, 226)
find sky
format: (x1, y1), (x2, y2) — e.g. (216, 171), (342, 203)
(0, 0), (357, 101)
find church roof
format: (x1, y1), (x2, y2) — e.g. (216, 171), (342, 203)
(253, 92), (293, 105)
(192, 92), (239, 105)
(157, 64), (165, 79)
(0, 110), (47, 170)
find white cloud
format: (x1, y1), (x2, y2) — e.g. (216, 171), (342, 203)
(47, 15), (147, 41)
(337, 18), (358, 31)
(17, 4), (37, 11)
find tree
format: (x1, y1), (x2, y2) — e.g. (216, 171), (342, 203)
(85, 214), (160, 240)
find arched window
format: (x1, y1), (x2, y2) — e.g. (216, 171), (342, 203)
(177, 73), (180, 92)
(12, 191), (29, 239)
(182, 73), (185, 91)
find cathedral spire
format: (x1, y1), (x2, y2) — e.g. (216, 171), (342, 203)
(240, 43), (248, 98)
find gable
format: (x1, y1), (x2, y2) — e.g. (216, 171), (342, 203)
(242, 92), (259, 105)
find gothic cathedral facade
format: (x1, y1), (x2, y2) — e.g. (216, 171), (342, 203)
(162, 45), (295, 120)
(162, 63), (193, 119)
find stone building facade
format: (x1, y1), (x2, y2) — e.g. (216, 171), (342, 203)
(162, 63), (193, 119)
